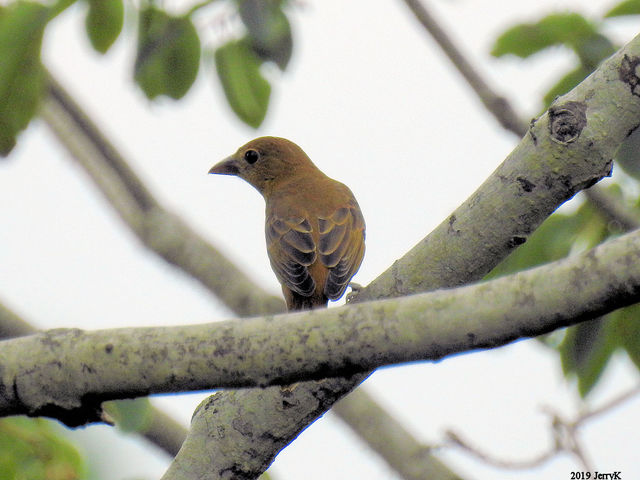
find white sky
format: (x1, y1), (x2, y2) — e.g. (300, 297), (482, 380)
(1, 1), (639, 479)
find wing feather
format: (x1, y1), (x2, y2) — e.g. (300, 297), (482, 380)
(266, 215), (317, 296)
(320, 200), (365, 300)
(266, 196), (365, 301)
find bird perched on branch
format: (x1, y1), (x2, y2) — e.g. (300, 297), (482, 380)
(209, 136), (365, 311)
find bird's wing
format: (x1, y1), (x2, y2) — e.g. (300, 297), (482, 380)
(266, 215), (317, 296)
(318, 199), (366, 300)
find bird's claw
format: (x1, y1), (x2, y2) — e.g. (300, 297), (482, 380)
(345, 282), (363, 303)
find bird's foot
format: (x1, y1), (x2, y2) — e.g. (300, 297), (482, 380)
(345, 282), (363, 303)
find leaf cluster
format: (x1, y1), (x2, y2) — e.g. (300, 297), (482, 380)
(491, 3), (640, 107)
(0, 417), (86, 480)
(487, 187), (640, 396)
(489, 4), (640, 396)
(1, 0), (640, 476)
(0, 0), (293, 157)
(488, 1), (640, 397)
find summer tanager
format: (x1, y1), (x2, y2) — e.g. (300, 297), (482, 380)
(209, 136), (365, 311)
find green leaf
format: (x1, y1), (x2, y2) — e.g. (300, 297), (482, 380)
(615, 125), (640, 180)
(559, 317), (616, 397)
(543, 67), (590, 107)
(0, 1), (49, 156)
(0, 417), (85, 479)
(486, 212), (582, 278)
(103, 398), (153, 433)
(573, 33), (616, 70)
(609, 304), (640, 371)
(84, 0), (124, 53)
(238, 0), (293, 70)
(487, 199), (611, 280)
(215, 39), (271, 128)
(492, 13), (598, 58)
(134, 7), (201, 100)
(605, 0), (640, 17)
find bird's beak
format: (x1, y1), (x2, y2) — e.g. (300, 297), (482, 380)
(208, 156), (240, 175)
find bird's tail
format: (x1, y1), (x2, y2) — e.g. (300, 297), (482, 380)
(286, 291), (328, 311)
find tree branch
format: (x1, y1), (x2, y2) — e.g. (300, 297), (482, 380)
(161, 374), (369, 480)
(40, 72), (285, 318)
(356, 33), (640, 300)
(582, 186), (640, 231)
(332, 388), (464, 480)
(0, 298), (188, 457)
(446, 386), (640, 470)
(0, 300), (35, 338)
(35, 18), (640, 480)
(401, 0), (640, 234)
(142, 405), (189, 457)
(3, 221), (640, 423)
(400, 0), (528, 136)
(161, 31), (640, 478)
(38, 72), (435, 479)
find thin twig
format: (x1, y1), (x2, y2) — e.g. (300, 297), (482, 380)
(583, 187), (640, 231)
(401, 0), (528, 136)
(575, 385), (640, 423)
(447, 386), (640, 471)
(446, 430), (557, 469)
(547, 410), (594, 472)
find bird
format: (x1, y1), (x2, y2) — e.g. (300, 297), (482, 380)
(209, 136), (365, 311)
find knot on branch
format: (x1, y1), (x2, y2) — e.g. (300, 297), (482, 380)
(548, 102), (587, 145)
(619, 54), (640, 97)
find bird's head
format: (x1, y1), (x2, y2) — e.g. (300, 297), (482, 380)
(209, 136), (317, 195)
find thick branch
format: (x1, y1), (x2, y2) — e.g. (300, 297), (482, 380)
(162, 30), (640, 478)
(0, 298), (188, 457)
(39, 72), (423, 478)
(2, 224), (640, 423)
(161, 30), (640, 478)
(37, 17), (635, 476)
(40, 73), (285, 317)
(161, 374), (369, 480)
(357, 39), (640, 301)
(402, 0), (640, 234)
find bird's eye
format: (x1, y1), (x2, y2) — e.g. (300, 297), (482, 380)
(244, 149), (260, 164)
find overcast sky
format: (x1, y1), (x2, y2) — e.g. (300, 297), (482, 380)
(1, 1), (639, 479)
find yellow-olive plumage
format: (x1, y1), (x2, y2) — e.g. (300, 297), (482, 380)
(209, 136), (365, 311)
